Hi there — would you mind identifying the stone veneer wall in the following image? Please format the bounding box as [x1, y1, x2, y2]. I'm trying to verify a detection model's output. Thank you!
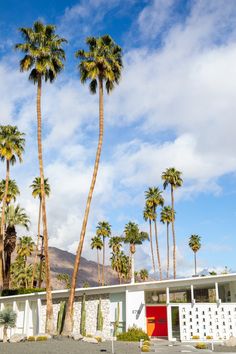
[40, 294, 110, 338]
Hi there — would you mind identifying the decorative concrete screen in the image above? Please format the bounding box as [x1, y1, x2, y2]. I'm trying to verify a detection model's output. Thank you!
[179, 303, 236, 341]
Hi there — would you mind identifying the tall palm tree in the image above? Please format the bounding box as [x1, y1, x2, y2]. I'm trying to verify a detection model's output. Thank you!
[3, 204, 30, 289]
[63, 35, 123, 336]
[123, 222, 148, 284]
[16, 21, 67, 334]
[160, 206, 175, 279]
[139, 269, 149, 282]
[188, 234, 201, 276]
[0, 125, 25, 288]
[96, 221, 111, 286]
[30, 177, 50, 288]
[145, 187, 164, 280]
[0, 179, 20, 205]
[143, 203, 156, 274]
[90, 235, 103, 285]
[17, 236, 34, 267]
[162, 168, 183, 279]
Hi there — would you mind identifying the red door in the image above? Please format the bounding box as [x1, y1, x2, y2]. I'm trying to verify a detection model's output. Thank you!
[146, 306, 168, 337]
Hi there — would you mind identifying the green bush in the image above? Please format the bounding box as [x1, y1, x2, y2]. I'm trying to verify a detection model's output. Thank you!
[27, 336, 36, 341]
[36, 336, 48, 341]
[195, 343, 208, 350]
[141, 345, 150, 352]
[117, 326, 149, 342]
[143, 340, 151, 346]
[1, 288, 45, 296]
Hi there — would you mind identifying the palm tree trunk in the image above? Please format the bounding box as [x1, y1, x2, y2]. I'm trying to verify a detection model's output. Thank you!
[102, 236, 105, 286]
[37, 77, 54, 334]
[62, 78, 104, 336]
[31, 197, 42, 288]
[1, 159, 10, 289]
[130, 249, 135, 284]
[149, 219, 156, 274]
[154, 218, 162, 280]
[97, 249, 100, 286]
[166, 222, 170, 279]
[194, 252, 197, 276]
[171, 185, 176, 279]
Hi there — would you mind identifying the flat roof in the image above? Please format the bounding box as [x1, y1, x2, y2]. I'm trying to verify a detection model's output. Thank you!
[1, 273, 236, 302]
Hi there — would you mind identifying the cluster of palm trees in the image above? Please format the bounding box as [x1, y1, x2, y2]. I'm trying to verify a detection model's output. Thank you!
[143, 168, 183, 281]
[0, 19, 123, 336]
[91, 221, 148, 285]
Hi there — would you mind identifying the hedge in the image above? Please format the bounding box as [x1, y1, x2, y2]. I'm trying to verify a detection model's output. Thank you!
[1, 288, 45, 296]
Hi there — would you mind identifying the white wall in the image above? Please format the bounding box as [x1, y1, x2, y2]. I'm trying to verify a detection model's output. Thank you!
[125, 290, 146, 332]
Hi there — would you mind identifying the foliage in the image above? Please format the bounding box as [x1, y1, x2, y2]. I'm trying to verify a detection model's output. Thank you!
[30, 177, 51, 199]
[162, 168, 183, 190]
[76, 35, 123, 94]
[1, 287, 45, 296]
[80, 293, 86, 336]
[0, 125, 25, 165]
[82, 281, 90, 288]
[141, 345, 150, 352]
[91, 235, 103, 251]
[117, 326, 149, 342]
[95, 336, 102, 342]
[188, 234, 201, 253]
[0, 179, 20, 204]
[97, 298, 103, 331]
[139, 269, 149, 281]
[124, 222, 148, 253]
[195, 343, 208, 349]
[4, 204, 30, 231]
[56, 273, 71, 289]
[57, 301, 66, 335]
[114, 302, 120, 337]
[36, 335, 48, 341]
[0, 308, 17, 327]
[27, 336, 36, 341]
[192, 335, 200, 339]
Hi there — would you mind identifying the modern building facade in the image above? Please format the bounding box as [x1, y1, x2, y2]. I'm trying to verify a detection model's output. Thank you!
[0, 273, 236, 341]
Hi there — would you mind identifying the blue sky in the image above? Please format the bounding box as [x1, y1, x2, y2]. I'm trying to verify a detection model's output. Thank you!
[1, 0, 236, 277]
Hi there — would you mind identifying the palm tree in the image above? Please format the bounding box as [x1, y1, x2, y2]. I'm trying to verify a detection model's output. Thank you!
[123, 222, 148, 284]
[10, 256, 33, 289]
[145, 187, 164, 280]
[17, 236, 34, 266]
[188, 234, 201, 276]
[56, 273, 71, 289]
[30, 177, 50, 288]
[16, 21, 67, 334]
[96, 221, 111, 286]
[62, 35, 122, 336]
[143, 203, 156, 274]
[109, 236, 123, 283]
[3, 204, 30, 289]
[160, 206, 175, 279]
[162, 168, 183, 279]
[119, 252, 130, 282]
[0, 308, 17, 343]
[0, 179, 20, 205]
[140, 269, 149, 282]
[0, 125, 25, 288]
[90, 235, 103, 285]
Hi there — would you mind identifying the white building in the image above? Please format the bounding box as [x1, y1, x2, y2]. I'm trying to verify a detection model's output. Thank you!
[1, 273, 236, 341]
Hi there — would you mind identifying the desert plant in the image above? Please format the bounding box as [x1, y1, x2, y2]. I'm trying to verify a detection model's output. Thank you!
[80, 293, 86, 336]
[206, 335, 213, 340]
[195, 343, 208, 349]
[117, 326, 149, 342]
[27, 336, 36, 341]
[114, 302, 120, 337]
[36, 335, 48, 341]
[0, 308, 17, 343]
[97, 298, 103, 331]
[192, 335, 200, 339]
[57, 301, 66, 335]
[141, 345, 150, 352]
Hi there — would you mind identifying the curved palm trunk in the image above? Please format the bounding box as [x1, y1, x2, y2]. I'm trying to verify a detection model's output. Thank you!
[62, 78, 104, 336]
[1, 159, 10, 289]
[102, 236, 105, 286]
[171, 185, 176, 279]
[149, 219, 155, 273]
[194, 251, 197, 276]
[37, 77, 54, 334]
[153, 218, 162, 280]
[31, 197, 42, 288]
[166, 222, 170, 279]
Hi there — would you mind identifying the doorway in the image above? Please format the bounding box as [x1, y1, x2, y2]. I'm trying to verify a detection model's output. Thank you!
[146, 306, 168, 337]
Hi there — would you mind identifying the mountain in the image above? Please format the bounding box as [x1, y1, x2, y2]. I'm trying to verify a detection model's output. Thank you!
[48, 247, 119, 289]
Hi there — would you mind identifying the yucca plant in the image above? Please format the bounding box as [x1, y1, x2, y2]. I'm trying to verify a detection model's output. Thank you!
[0, 308, 17, 343]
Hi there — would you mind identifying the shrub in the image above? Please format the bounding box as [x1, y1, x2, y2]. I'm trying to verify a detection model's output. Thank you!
[195, 343, 208, 350]
[141, 345, 150, 352]
[1, 288, 45, 297]
[95, 336, 102, 342]
[143, 340, 151, 346]
[86, 334, 93, 338]
[206, 335, 213, 340]
[28, 336, 36, 341]
[192, 335, 200, 340]
[117, 326, 149, 342]
[36, 336, 48, 341]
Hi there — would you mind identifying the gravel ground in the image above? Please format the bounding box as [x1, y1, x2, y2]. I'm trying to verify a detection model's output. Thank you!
[213, 346, 236, 352]
[0, 338, 140, 354]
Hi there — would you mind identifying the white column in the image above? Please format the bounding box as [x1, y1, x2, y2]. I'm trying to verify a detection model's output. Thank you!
[191, 285, 195, 304]
[166, 287, 170, 305]
[23, 300, 29, 335]
[215, 282, 221, 305]
[167, 305, 173, 341]
[125, 290, 129, 331]
[37, 298, 42, 334]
